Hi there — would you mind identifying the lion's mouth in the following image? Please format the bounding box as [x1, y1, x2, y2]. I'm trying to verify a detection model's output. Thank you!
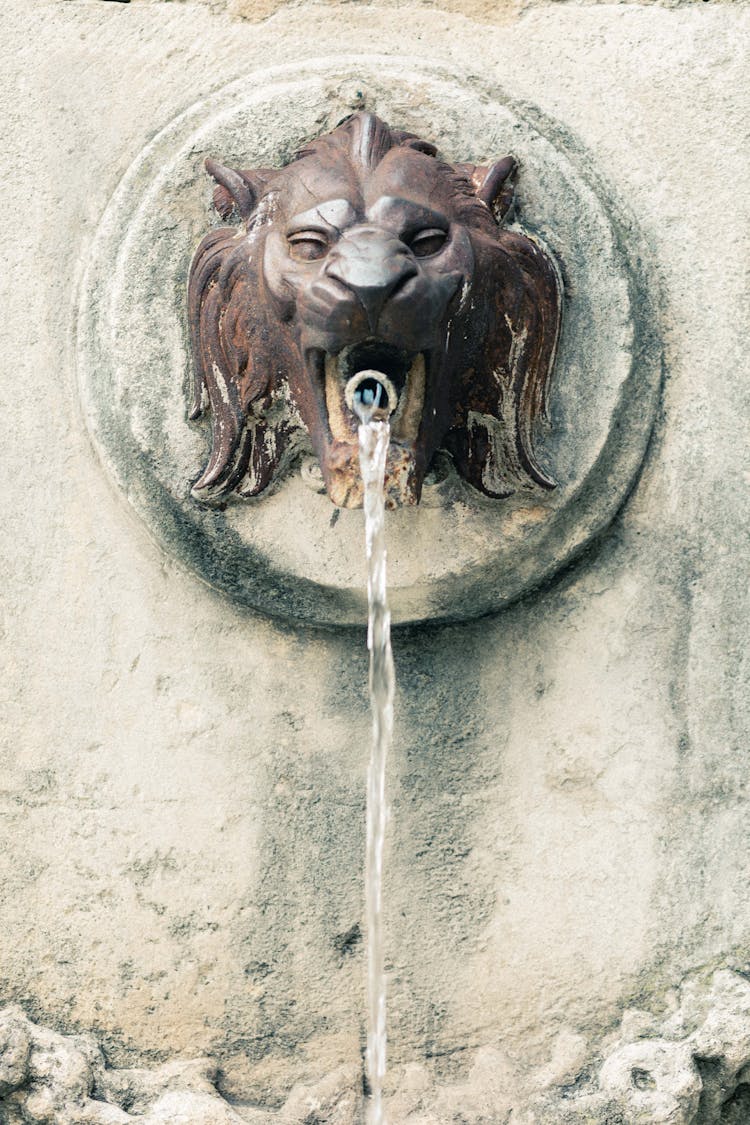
[300, 340, 429, 507]
[323, 341, 426, 445]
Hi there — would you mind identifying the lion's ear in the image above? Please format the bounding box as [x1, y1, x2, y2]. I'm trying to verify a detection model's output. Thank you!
[468, 156, 518, 222]
[205, 158, 265, 221]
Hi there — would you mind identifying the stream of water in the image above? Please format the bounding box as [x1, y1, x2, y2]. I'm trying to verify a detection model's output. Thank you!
[357, 410, 395, 1125]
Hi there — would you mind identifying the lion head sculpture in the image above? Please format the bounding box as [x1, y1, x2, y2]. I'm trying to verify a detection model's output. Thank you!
[187, 111, 562, 508]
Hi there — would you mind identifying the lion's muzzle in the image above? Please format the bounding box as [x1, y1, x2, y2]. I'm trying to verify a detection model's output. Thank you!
[323, 229, 418, 332]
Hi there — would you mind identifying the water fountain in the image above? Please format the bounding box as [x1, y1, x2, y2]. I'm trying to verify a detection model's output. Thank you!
[74, 70, 663, 1120]
[185, 110, 566, 1119]
[6, 2, 746, 1120]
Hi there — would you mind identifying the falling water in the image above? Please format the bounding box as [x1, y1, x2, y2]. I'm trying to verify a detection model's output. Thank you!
[355, 390, 395, 1125]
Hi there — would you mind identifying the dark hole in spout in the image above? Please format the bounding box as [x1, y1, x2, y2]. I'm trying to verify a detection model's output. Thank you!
[345, 369, 398, 420]
[355, 378, 385, 410]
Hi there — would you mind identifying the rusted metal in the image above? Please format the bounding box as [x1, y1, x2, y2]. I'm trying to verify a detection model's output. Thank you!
[187, 111, 562, 508]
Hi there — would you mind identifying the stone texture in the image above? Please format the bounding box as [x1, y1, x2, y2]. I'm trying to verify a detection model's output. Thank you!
[0, 0, 748, 1121]
[127, 0, 748, 23]
[0, 1005, 363, 1123]
[5, 969, 750, 1121]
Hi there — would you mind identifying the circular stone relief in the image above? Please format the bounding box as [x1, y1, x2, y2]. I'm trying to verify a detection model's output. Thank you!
[77, 58, 661, 627]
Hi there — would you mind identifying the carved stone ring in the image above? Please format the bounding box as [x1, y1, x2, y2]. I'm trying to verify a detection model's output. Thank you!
[77, 62, 661, 625]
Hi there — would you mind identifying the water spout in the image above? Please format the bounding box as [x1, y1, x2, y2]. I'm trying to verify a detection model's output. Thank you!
[355, 383, 395, 1125]
[346, 368, 398, 422]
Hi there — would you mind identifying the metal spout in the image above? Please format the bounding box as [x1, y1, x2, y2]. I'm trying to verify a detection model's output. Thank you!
[345, 369, 398, 424]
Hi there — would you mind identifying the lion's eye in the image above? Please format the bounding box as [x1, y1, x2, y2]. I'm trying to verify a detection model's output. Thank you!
[408, 228, 448, 258]
[287, 231, 329, 261]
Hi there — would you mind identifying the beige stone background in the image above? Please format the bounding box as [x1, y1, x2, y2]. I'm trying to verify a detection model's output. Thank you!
[1, 0, 749, 1122]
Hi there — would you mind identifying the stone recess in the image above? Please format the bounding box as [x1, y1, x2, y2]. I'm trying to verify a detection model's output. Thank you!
[1, 0, 749, 1122]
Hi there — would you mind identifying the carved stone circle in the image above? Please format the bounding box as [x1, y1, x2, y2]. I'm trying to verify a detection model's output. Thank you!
[77, 60, 661, 626]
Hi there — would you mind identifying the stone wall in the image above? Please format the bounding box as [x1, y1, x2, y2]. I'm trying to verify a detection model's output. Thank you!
[1, 0, 748, 1121]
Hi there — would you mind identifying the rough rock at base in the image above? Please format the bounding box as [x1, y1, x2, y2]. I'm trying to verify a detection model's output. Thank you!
[4, 969, 750, 1123]
[0, 1008, 360, 1125]
[0, 1005, 242, 1123]
[524, 969, 750, 1125]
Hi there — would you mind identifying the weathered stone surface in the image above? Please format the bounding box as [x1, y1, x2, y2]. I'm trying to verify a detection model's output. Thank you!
[0, 1013, 31, 1098]
[0, 0, 748, 1120]
[5, 970, 750, 1121]
[0, 1006, 244, 1122]
[0, 1005, 362, 1123]
[128, 0, 746, 23]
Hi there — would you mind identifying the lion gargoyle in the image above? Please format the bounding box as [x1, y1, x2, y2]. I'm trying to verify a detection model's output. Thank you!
[187, 111, 562, 509]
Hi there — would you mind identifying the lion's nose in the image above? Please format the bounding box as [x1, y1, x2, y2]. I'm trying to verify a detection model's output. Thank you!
[324, 231, 418, 330]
